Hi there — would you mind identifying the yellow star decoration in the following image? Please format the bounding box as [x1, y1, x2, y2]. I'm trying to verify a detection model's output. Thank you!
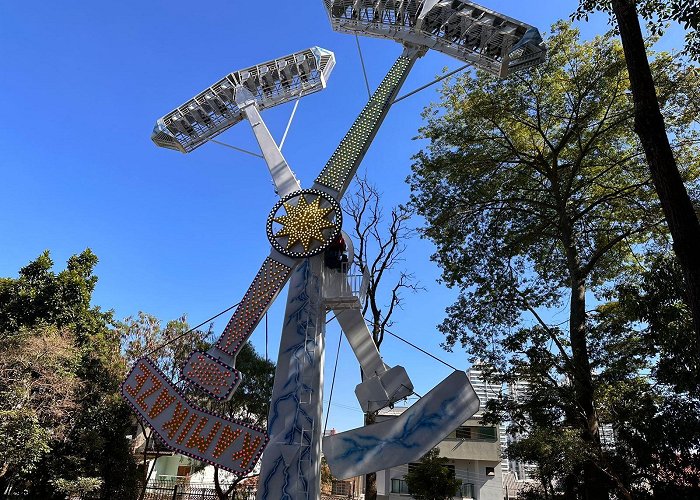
[273, 195, 336, 252]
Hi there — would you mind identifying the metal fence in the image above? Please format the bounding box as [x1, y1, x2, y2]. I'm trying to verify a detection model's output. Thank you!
[143, 480, 255, 500]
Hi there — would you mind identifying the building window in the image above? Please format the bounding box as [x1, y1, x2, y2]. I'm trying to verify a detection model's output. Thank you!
[461, 482, 475, 498]
[331, 480, 351, 495]
[454, 425, 497, 441]
[486, 466, 496, 477]
[477, 426, 497, 441]
[391, 478, 410, 494]
[176, 465, 191, 478]
[456, 426, 472, 439]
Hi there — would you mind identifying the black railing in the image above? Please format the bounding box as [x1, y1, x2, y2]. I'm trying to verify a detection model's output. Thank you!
[143, 481, 255, 500]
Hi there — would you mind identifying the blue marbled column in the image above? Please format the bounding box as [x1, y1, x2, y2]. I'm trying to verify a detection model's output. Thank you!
[257, 257, 326, 500]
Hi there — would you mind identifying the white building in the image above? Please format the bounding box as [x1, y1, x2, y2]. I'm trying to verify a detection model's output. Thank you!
[505, 379, 538, 482]
[467, 365, 509, 475]
[374, 407, 504, 500]
[466, 368, 542, 486]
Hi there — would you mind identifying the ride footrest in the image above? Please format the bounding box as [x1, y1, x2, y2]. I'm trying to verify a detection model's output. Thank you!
[323, 370, 480, 480]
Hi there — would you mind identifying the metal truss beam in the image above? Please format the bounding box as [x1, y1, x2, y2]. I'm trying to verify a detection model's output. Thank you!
[324, 0, 546, 77]
[152, 47, 336, 153]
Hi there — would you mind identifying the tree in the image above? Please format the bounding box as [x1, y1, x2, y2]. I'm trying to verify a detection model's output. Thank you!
[481, 248, 700, 499]
[121, 313, 274, 500]
[596, 249, 700, 497]
[120, 312, 213, 499]
[344, 174, 420, 352]
[0, 326, 81, 489]
[402, 448, 461, 500]
[577, 1, 700, 59]
[0, 250, 139, 499]
[320, 457, 334, 495]
[343, 173, 421, 500]
[576, 0, 700, 354]
[409, 23, 700, 499]
[208, 342, 274, 500]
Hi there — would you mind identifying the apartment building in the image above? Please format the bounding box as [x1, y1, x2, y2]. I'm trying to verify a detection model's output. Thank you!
[373, 407, 504, 500]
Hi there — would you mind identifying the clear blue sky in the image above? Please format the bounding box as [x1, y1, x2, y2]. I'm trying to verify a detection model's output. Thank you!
[0, 2, 686, 431]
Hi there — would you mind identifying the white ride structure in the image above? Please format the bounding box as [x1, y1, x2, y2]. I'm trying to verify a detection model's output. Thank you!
[121, 2, 546, 499]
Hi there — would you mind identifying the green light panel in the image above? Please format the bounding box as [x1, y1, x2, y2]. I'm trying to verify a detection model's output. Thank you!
[315, 55, 413, 194]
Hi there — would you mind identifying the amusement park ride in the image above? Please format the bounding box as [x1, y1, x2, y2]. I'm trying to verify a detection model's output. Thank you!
[121, 2, 546, 499]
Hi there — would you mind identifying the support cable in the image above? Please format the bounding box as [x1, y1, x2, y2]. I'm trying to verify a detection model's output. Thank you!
[355, 34, 372, 100]
[144, 300, 242, 357]
[324, 327, 345, 436]
[382, 329, 458, 370]
[392, 63, 471, 105]
[209, 138, 264, 159]
[265, 312, 269, 361]
[368, 321, 459, 371]
[279, 96, 301, 151]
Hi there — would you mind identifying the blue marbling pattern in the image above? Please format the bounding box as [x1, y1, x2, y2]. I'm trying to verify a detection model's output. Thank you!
[323, 370, 480, 480]
[257, 258, 325, 500]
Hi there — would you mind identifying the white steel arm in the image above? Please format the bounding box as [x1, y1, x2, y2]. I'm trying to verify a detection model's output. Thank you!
[237, 96, 301, 198]
[334, 308, 387, 377]
[333, 307, 414, 413]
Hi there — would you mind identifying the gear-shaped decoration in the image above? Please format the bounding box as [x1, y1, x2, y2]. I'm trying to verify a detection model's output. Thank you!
[266, 189, 342, 258]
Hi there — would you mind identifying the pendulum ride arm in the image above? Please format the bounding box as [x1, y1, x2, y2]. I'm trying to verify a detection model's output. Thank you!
[122, 119, 303, 476]
[313, 46, 424, 200]
[310, 48, 425, 413]
[181, 249, 298, 400]
[323, 370, 481, 480]
[236, 90, 301, 198]
[180, 90, 310, 401]
[334, 307, 414, 413]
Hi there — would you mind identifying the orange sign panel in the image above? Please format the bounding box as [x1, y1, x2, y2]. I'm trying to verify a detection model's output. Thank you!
[122, 358, 268, 475]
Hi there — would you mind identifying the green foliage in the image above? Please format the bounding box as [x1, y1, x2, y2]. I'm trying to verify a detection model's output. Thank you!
[0, 250, 104, 337]
[592, 250, 700, 495]
[575, 0, 700, 59]
[52, 477, 103, 497]
[120, 312, 213, 384]
[0, 251, 139, 499]
[409, 22, 700, 498]
[0, 325, 83, 490]
[612, 252, 699, 393]
[320, 457, 334, 495]
[0, 409, 50, 479]
[402, 449, 461, 500]
[410, 21, 696, 365]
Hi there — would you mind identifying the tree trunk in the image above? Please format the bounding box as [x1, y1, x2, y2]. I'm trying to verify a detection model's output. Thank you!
[137, 423, 154, 500]
[138, 446, 162, 500]
[569, 276, 610, 500]
[558, 200, 609, 498]
[0, 475, 9, 500]
[564, 473, 578, 500]
[214, 467, 239, 500]
[364, 412, 378, 500]
[612, 0, 700, 354]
